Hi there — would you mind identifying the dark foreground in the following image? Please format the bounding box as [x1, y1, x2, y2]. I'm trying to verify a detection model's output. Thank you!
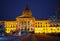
[0, 33, 60, 41]
[20, 34, 60, 41]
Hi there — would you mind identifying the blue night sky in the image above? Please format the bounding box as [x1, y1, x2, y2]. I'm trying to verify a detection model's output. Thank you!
[0, 0, 60, 20]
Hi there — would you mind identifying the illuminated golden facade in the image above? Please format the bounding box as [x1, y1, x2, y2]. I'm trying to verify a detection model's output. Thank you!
[34, 20, 60, 33]
[4, 21, 17, 33]
[0, 5, 60, 34]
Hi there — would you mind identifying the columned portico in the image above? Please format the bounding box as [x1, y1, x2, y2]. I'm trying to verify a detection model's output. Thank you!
[16, 4, 35, 34]
[17, 18, 34, 33]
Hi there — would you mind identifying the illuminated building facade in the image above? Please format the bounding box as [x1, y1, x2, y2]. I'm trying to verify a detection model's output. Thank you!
[34, 20, 60, 33]
[4, 21, 17, 33]
[0, 5, 60, 34]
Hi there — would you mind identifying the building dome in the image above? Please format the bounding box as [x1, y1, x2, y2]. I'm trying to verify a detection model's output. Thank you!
[16, 4, 34, 19]
[21, 4, 32, 17]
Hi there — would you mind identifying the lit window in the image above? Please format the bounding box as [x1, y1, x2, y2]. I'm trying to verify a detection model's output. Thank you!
[36, 25, 37, 27]
[43, 29, 45, 30]
[40, 23, 42, 24]
[46, 25, 47, 27]
[57, 28, 59, 30]
[11, 25, 12, 28]
[13, 25, 15, 27]
[50, 25, 52, 27]
[43, 26, 45, 27]
[51, 28, 52, 30]
[38, 22, 39, 24]
[46, 23, 47, 24]
[41, 25, 42, 27]
[35, 23, 37, 24]
[38, 25, 40, 27]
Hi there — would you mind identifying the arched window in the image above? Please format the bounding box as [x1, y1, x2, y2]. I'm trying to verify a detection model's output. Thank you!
[38, 25, 40, 27]
[41, 25, 42, 27]
[40, 23, 42, 24]
[46, 23, 47, 24]
[38, 22, 39, 24]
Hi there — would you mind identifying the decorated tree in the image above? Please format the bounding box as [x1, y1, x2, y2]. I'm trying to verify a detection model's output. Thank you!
[0, 22, 5, 37]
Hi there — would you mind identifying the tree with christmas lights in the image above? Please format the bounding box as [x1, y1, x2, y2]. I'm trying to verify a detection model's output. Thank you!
[0, 22, 5, 37]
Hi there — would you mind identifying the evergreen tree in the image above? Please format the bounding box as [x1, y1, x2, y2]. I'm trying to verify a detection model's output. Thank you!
[0, 22, 5, 37]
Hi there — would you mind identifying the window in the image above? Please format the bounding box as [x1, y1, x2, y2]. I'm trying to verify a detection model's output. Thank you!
[36, 25, 37, 27]
[24, 21, 26, 26]
[21, 21, 23, 25]
[38, 25, 40, 27]
[38, 22, 39, 24]
[40, 23, 42, 24]
[43, 26, 45, 27]
[46, 23, 47, 24]
[50, 25, 52, 27]
[41, 25, 42, 27]
[11, 25, 12, 28]
[13, 25, 15, 28]
[43, 29, 45, 30]
[46, 25, 47, 27]
[51, 28, 52, 30]
[57, 28, 59, 30]
[35, 23, 37, 24]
